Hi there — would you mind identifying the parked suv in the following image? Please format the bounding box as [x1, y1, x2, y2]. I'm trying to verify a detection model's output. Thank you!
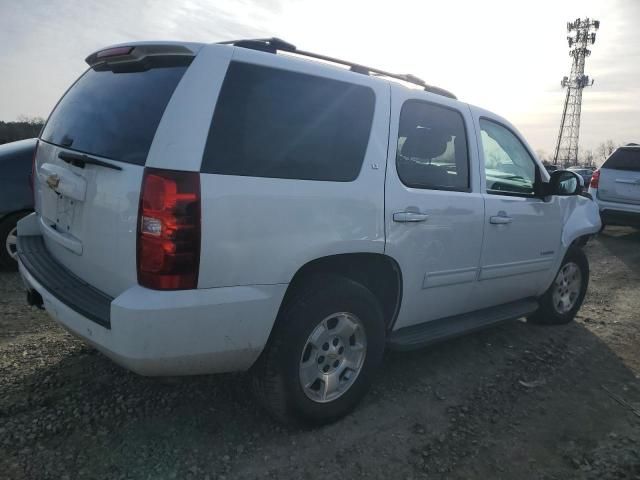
[17, 39, 601, 424]
[589, 144, 640, 228]
[0, 138, 36, 270]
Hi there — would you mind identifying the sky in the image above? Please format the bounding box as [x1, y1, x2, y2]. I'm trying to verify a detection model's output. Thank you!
[1, 0, 638, 158]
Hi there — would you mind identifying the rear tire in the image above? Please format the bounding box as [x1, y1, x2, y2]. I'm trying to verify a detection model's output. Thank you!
[251, 274, 385, 425]
[528, 247, 589, 325]
[0, 212, 28, 271]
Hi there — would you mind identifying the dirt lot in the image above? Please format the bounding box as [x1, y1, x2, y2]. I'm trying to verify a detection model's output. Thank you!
[1, 228, 639, 480]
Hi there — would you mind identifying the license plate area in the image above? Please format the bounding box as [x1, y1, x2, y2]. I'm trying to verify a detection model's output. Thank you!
[618, 183, 640, 198]
[55, 195, 76, 233]
[41, 190, 77, 234]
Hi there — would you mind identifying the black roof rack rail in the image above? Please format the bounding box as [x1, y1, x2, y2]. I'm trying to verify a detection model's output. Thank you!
[217, 38, 457, 100]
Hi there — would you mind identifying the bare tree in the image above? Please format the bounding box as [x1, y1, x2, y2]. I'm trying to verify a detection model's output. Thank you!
[596, 140, 617, 161]
[580, 149, 595, 167]
[0, 116, 45, 144]
[16, 114, 45, 125]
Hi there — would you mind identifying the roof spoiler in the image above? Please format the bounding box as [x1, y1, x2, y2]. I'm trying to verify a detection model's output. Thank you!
[85, 43, 197, 68]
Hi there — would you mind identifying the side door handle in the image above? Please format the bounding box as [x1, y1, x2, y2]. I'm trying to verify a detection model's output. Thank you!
[489, 215, 513, 225]
[393, 211, 430, 223]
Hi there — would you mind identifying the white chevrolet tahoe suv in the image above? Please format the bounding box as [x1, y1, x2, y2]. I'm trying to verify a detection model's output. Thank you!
[18, 38, 601, 424]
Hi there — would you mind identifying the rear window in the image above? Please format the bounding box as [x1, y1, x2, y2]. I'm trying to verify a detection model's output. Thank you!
[201, 62, 375, 181]
[41, 62, 189, 165]
[603, 148, 640, 172]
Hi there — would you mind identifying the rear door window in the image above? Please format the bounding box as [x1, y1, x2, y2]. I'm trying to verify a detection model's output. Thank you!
[201, 62, 375, 181]
[396, 100, 470, 191]
[41, 61, 189, 165]
[603, 148, 640, 171]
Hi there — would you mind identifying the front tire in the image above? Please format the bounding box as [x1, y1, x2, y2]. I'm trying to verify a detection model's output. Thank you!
[528, 246, 589, 325]
[251, 274, 385, 425]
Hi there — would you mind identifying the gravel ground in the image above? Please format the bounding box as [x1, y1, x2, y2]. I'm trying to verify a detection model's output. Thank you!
[1, 227, 639, 480]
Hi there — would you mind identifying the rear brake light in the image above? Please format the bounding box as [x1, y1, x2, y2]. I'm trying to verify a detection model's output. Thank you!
[590, 169, 600, 189]
[96, 46, 133, 59]
[137, 168, 200, 290]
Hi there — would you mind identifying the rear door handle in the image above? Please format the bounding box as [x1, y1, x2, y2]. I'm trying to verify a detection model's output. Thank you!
[490, 215, 513, 225]
[393, 212, 429, 223]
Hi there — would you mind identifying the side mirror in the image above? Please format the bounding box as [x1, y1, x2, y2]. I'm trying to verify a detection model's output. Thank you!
[548, 170, 583, 196]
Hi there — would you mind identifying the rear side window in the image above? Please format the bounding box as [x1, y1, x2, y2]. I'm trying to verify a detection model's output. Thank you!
[603, 148, 640, 171]
[41, 62, 189, 165]
[201, 62, 375, 181]
[396, 100, 469, 191]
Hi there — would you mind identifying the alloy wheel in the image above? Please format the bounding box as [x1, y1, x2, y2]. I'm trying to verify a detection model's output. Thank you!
[299, 312, 367, 403]
[552, 262, 582, 314]
[5, 226, 18, 260]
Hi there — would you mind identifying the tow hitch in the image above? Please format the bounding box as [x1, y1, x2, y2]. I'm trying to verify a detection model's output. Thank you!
[26, 289, 44, 310]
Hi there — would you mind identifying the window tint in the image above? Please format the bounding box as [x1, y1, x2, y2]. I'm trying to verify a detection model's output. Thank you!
[480, 119, 537, 195]
[201, 62, 375, 181]
[603, 148, 640, 172]
[41, 63, 189, 165]
[396, 101, 469, 191]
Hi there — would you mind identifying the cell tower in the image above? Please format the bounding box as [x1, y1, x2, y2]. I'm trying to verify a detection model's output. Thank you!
[553, 17, 600, 167]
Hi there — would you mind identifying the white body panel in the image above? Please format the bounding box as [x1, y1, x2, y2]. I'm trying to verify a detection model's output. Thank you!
[34, 140, 143, 298]
[19, 253, 286, 376]
[589, 193, 640, 217]
[595, 167, 640, 206]
[469, 106, 563, 307]
[197, 46, 390, 288]
[19, 40, 602, 376]
[145, 45, 233, 173]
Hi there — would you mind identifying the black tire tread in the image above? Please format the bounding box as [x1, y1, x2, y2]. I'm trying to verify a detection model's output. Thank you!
[0, 212, 28, 271]
[528, 246, 589, 325]
[251, 273, 384, 425]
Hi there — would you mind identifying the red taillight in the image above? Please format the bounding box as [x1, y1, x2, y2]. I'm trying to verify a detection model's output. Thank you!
[590, 169, 600, 189]
[137, 168, 201, 290]
[30, 140, 39, 200]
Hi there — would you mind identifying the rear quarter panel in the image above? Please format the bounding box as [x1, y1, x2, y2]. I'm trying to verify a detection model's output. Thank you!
[195, 47, 390, 287]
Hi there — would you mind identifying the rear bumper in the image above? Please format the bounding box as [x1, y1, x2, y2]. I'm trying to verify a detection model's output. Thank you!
[600, 209, 640, 227]
[18, 235, 286, 376]
[590, 192, 640, 227]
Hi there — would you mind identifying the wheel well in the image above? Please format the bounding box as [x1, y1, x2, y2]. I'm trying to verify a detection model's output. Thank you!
[280, 253, 402, 331]
[570, 235, 591, 248]
[0, 209, 33, 226]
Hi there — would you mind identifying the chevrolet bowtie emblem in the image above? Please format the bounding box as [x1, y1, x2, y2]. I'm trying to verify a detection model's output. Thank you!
[46, 173, 60, 190]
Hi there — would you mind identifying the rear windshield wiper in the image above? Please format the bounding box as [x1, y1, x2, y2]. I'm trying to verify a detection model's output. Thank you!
[58, 151, 122, 171]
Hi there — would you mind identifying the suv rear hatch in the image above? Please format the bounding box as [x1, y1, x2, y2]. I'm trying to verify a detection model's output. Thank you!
[597, 147, 640, 205]
[33, 44, 195, 298]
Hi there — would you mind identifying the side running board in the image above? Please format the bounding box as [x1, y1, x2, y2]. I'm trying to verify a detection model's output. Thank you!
[387, 298, 539, 351]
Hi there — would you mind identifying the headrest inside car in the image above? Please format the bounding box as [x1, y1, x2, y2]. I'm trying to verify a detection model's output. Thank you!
[401, 127, 450, 159]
